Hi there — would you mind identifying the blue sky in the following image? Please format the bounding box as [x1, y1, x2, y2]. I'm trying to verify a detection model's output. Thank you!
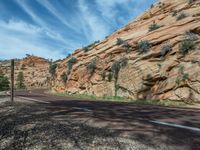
[0, 0, 157, 60]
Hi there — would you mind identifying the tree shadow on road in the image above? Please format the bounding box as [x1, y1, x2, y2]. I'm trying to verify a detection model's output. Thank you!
[0, 100, 200, 150]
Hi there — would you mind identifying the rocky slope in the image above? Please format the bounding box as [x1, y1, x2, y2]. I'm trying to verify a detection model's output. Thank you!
[0, 55, 50, 89]
[51, 0, 200, 102]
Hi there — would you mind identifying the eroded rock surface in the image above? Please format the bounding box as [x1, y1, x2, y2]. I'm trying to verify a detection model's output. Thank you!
[51, 0, 200, 102]
[0, 55, 50, 89]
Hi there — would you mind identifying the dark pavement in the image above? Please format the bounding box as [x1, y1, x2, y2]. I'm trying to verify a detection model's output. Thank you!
[14, 90, 200, 150]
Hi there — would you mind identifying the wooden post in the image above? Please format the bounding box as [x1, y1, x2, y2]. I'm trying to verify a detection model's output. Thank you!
[11, 59, 14, 102]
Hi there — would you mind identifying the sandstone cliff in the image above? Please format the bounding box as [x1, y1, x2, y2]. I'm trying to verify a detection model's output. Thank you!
[51, 0, 200, 102]
[0, 55, 50, 89]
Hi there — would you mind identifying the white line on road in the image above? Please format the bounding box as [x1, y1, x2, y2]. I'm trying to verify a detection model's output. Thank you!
[18, 96, 50, 104]
[150, 120, 200, 132]
[73, 107, 92, 112]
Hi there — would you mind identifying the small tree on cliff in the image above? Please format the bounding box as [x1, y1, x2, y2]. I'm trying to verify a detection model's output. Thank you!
[16, 72, 26, 89]
[0, 74, 10, 91]
[49, 63, 57, 76]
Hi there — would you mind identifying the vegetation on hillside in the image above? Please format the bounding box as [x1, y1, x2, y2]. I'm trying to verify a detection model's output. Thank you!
[0, 74, 10, 91]
[61, 72, 68, 83]
[148, 23, 161, 32]
[87, 59, 96, 76]
[137, 40, 151, 54]
[68, 57, 77, 72]
[16, 72, 26, 89]
[49, 63, 57, 76]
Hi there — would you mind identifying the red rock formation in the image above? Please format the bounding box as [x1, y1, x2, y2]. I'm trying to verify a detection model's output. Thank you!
[52, 0, 200, 102]
[0, 55, 50, 89]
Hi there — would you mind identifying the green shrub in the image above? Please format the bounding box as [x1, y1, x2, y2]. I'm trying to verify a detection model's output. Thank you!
[120, 58, 128, 68]
[21, 64, 26, 70]
[148, 23, 161, 32]
[87, 59, 96, 75]
[122, 42, 131, 53]
[137, 40, 151, 54]
[160, 44, 172, 57]
[116, 38, 125, 45]
[111, 61, 121, 80]
[179, 39, 195, 55]
[83, 47, 89, 52]
[83, 41, 100, 52]
[172, 10, 177, 16]
[0, 75, 10, 91]
[183, 73, 189, 80]
[49, 63, 57, 75]
[176, 13, 187, 21]
[185, 31, 198, 41]
[16, 72, 25, 89]
[108, 72, 113, 82]
[175, 77, 180, 85]
[68, 57, 77, 71]
[61, 72, 68, 83]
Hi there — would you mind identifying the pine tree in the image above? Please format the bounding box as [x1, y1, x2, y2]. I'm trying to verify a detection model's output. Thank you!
[16, 72, 25, 89]
[0, 74, 10, 91]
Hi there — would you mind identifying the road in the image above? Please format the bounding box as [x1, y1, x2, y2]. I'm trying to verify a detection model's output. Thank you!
[15, 90, 200, 149]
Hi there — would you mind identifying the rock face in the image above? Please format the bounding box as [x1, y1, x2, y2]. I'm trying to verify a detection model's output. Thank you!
[51, 0, 200, 102]
[0, 55, 50, 89]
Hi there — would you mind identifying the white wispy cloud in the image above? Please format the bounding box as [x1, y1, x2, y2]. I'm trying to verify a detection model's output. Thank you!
[14, 0, 77, 49]
[0, 0, 156, 60]
[35, 0, 81, 33]
[0, 20, 66, 60]
[78, 0, 109, 42]
[0, 20, 42, 35]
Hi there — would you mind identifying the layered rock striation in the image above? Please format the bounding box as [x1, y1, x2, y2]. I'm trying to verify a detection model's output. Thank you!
[51, 0, 200, 102]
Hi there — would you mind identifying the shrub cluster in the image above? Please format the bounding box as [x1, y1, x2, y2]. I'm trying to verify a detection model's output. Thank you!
[83, 40, 100, 52]
[61, 72, 68, 83]
[116, 38, 131, 53]
[160, 43, 172, 58]
[68, 57, 77, 71]
[185, 31, 198, 41]
[137, 40, 151, 54]
[148, 23, 161, 32]
[111, 57, 128, 80]
[179, 40, 195, 55]
[87, 59, 96, 75]
[172, 10, 177, 16]
[111, 61, 121, 80]
[108, 72, 113, 82]
[21, 64, 26, 70]
[176, 13, 187, 21]
[49, 63, 57, 75]
[16, 72, 26, 89]
[116, 38, 125, 45]
[179, 31, 198, 55]
[0, 74, 10, 91]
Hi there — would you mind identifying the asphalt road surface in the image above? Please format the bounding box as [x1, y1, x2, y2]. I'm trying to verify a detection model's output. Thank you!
[14, 90, 200, 149]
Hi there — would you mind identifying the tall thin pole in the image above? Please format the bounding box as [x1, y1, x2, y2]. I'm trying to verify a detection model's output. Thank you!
[11, 59, 14, 102]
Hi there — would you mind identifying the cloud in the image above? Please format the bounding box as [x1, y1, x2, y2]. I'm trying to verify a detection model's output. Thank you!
[0, 19, 42, 35]
[78, 0, 109, 42]
[0, 20, 66, 60]
[14, 0, 76, 48]
[95, 0, 130, 19]
[0, 0, 157, 60]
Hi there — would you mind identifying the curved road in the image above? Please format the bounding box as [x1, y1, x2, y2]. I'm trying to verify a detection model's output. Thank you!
[15, 90, 200, 150]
